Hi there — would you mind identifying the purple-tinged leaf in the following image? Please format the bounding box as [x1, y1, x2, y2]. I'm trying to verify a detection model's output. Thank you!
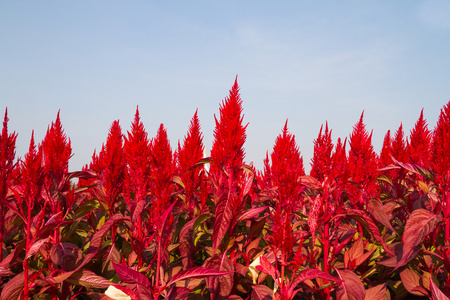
[367, 198, 397, 234]
[166, 286, 191, 300]
[364, 283, 390, 300]
[236, 206, 268, 223]
[430, 278, 449, 300]
[49, 242, 82, 271]
[0, 266, 14, 277]
[157, 200, 178, 239]
[179, 217, 197, 269]
[337, 209, 395, 257]
[255, 255, 279, 279]
[204, 254, 234, 299]
[240, 165, 255, 196]
[395, 209, 442, 270]
[112, 261, 151, 289]
[335, 269, 366, 300]
[251, 285, 274, 300]
[131, 199, 145, 224]
[166, 266, 233, 286]
[0, 272, 24, 300]
[76, 214, 131, 271]
[212, 188, 235, 253]
[66, 269, 114, 289]
[26, 238, 48, 259]
[291, 269, 341, 292]
[400, 269, 429, 297]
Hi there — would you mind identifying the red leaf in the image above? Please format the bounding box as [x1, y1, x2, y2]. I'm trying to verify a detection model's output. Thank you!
[236, 206, 268, 223]
[255, 255, 278, 279]
[166, 286, 191, 300]
[400, 269, 429, 297]
[204, 254, 234, 299]
[66, 269, 114, 289]
[251, 285, 274, 300]
[364, 283, 389, 300]
[112, 261, 151, 289]
[367, 198, 397, 234]
[395, 209, 442, 270]
[430, 278, 449, 300]
[212, 188, 236, 252]
[335, 269, 366, 300]
[291, 269, 342, 290]
[166, 266, 233, 286]
[0, 272, 25, 300]
[76, 214, 131, 271]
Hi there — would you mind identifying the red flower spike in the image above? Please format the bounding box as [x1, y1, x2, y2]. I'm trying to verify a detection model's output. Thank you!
[391, 123, 407, 163]
[264, 120, 304, 211]
[380, 130, 392, 166]
[100, 120, 126, 215]
[124, 107, 152, 206]
[431, 101, 450, 178]
[176, 110, 206, 217]
[41, 110, 72, 184]
[0, 108, 18, 247]
[330, 137, 348, 184]
[210, 77, 248, 176]
[150, 123, 175, 220]
[408, 109, 431, 167]
[310, 122, 333, 180]
[347, 112, 379, 204]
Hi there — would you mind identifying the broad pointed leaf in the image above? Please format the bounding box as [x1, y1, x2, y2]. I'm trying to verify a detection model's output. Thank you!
[236, 206, 268, 223]
[0, 272, 24, 300]
[336, 269, 366, 300]
[166, 266, 233, 286]
[66, 269, 114, 289]
[112, 261, 151, 289]
[430, 278, 449, 300]
[400, 269, 428, 297]
[251, 285, 274, 300]
[364, 283, 390, 300]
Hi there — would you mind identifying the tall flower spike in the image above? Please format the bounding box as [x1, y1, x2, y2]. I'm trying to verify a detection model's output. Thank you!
[210, 77, 247, 176]
[348, 112, 379, 204]
[380, 130, 392, 166]
[310, 122, 333, 180]
[408, 109, 431, 167]
[264, 120, 304, 210]
[330, 137, 347, 183]
[432, 101, 450, 178]
[124, 106, 151, 205]
[41, 110, 72, 183]
[176, 110, 206, 216]
[0, 108, 18, 248]
[101, 120, 126, 216]
[391, 123, 407, 163]
[150, 124, 175, 219]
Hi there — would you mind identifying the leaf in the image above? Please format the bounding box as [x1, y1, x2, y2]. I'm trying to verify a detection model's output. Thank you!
[0, 272, 24, 300]
[291, 269, 342, 291]
[251, 285, 274, 300]
[400, 269, 428, 297]
[430, 278, 449, 300]
[0, 266, 14, 277]
[26, 238, 48, 258]
[66, 269, 114, 289]
[204, 253, 235, 299]
[344, 237, 375, 269]
[104, 285, 136, 300]
[338, 209, 395, 257]
[255, 255, 278, 279]
[236, 206, 268, 223]
[367, 198, 397, 234]
[49, 242, 82, 271]
[395, 209, 442, 270]
[166, 286, 191, 300]
[76, 214, 131, 271]
[166, 266, 233, 286]
[240, 165, 255, 196]
[365, 283, 390, 300]
[112, 261, 152, 289]
[212, 188, 236, 253]
[335, 269, 366, 300]
[391, 157, 435, 181]
[179, 217, 197, 269]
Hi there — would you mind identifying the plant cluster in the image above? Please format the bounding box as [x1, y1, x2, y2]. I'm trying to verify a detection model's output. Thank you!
[1, 78, 450, 299]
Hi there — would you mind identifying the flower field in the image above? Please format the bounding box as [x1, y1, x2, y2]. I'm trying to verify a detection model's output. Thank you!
[1, 78, 450, 299]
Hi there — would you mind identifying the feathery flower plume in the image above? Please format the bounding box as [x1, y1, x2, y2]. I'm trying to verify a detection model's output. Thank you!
[310, 122, 333, 181]
[380, 130, 392, 166]
[408, 109, 431, 167]
[391, 123, 407, 163]
[431, 101, 450, 178]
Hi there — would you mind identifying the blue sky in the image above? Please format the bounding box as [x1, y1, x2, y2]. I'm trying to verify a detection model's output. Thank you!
[1, 1, 450, 172]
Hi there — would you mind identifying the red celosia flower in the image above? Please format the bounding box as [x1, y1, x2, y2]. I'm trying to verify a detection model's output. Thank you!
[264, 121, 304, 211]
[176, 110, 207, 217]
[41, 111, 72, 184]
[347, 112, 379, 204]
[150, 124, 175, 220]
[408, 109, 431, 167]
[123, 107, 151, 206]
[99, 120, 126, 215]
[330, 137, 348, 184]
[210, 77, 247, 176]
[0, 108, 18, 246]
[391, 123, 407, 163]
[380, 130, 392, 166]
[310, 122, 333, 181]
[432, 101, 450, 178]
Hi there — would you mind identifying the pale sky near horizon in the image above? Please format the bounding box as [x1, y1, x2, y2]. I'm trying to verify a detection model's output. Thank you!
[1, 1, 450, 173]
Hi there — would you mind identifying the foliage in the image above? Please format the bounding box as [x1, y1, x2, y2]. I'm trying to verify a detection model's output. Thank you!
[1, 81, 450, 299]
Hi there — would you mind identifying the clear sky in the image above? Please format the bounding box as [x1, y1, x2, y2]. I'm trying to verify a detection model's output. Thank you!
[1, 1, 450, 172]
